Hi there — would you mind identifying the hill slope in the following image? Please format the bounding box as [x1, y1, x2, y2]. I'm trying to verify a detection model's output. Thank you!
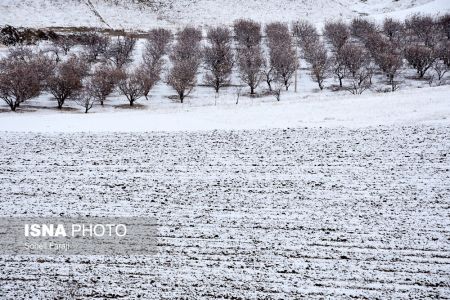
[0, 0, 448, 30]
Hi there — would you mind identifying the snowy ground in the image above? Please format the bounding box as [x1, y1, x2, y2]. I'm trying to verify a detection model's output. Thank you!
[0, 85, 449, 132]
[0, 0, 449, 30]
[0, 125, 449, 299]
[1, 62, 449, 300]
[0, 72, 449, 299]
[1, 1, 450, 298]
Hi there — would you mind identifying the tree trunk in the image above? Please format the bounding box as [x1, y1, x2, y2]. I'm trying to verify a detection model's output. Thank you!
[179, 92, 184, 103]
[215, 79, 220, 93]
[389, 74, 394, 85]
[250, 86, 255, 95]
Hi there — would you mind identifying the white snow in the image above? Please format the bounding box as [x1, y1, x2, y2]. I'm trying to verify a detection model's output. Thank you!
[0, 124, 449, 299]
[0, 85, 449, 132]
[0, 0, 449, 30]
[1, 1, 450, 299]
[370, 0, 450, 21]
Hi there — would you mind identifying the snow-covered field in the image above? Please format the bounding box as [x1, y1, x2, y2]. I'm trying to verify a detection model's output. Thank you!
[0, 124, 449, 299]
[0, 0, 449, 30]
[0, 85, 449, 132]
[1, 0, 450, 299]
[1, 34, 450, 299]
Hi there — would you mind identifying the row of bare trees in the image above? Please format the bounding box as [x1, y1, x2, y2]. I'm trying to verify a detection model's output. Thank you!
[0, 30, 170, 112]
[1, 13, 449, 111]
[292, 13, 449, 93]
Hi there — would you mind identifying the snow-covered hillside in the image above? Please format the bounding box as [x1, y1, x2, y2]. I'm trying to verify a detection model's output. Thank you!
[0, 0, 449, 30]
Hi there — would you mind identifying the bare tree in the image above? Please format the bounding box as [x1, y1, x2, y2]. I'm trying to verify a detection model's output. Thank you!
[347, 67, 372, 94]
[237, 46, 264, 95]
[364, 32, 404, 89]
[46, 55, 89, 109]
[86, 64, 123, 106]
[405, 14, 441, 47]
[335, 43, 373, 94]
[292, 20, 320, 50]
[266, 22, 291, 46]
[271, 46, 298, 90]
[364, 32, 391, 60]
[350, 18, 377, 41]
[139, 29, 172, 99]
[118, 69, 146, 106]
[0, 48, 53, 111]
[167, 27, 202, 103]
[330, 50, 347, 88]
[6, 47, 55, 87]
[53, 35, 76, 55]
[31, 52, 56, 89]
[405, 44, 435, 78]
[367, 61, 377, 85]
[234, 19, 262, 49]
[378, 52, 403, 91]
[262, 59, 275, 91]
[136, 63, 161, 100]
[340, 43, 368, 77]
[0, 56, 41, 111]
[436, 41, 450, 65]
[203, 26, 234, 93]
[83, 32, 111, 62]
[265, 22, 298, 91]
[439, 13, 450, 40]
[432, 42, 449, 82]
[383, 18, 404, 42]
[263, 23, 283, 91]
[432, 60, 448, 83]
[167, 60, 199, 103]
[143, 28, 173, 65]
[323, 21, 350, 51]
[45, 44, 63, 62]
[180, 26, 202, 40]
[75, 90, 96, 113]
[305, 41, 329, 90]
[271, 79, 284, 101]
[106, 35, 137, 68]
